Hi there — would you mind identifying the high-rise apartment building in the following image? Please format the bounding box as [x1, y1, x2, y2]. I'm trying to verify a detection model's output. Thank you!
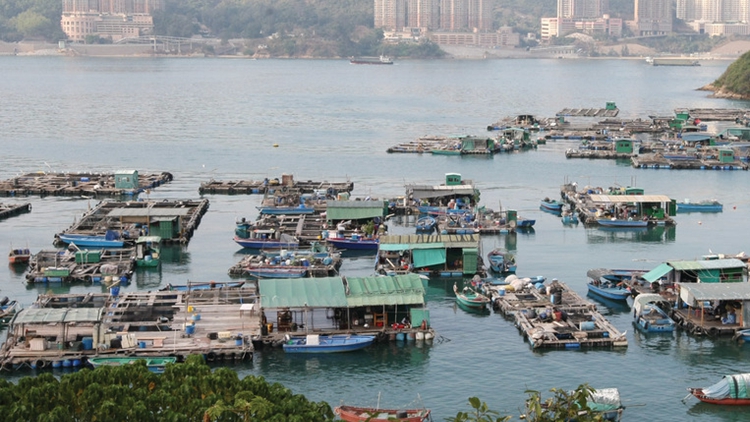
[557, 0, 605, 19]
[677, 0, 750, 23]
[375, 0, 493, 32]
[61, 0, 164, 41]
[634, 0, 672, 35]
[407, 0, 440, 29]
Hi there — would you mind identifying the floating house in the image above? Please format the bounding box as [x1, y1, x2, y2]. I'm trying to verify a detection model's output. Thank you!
[672, 282, 750, 336]
[257, 274, 431, 341]
[580, 193, 676, 225]
[376, 234, 482, 277]
[406, 173, 480, 213]
[642, 258, 748, 285]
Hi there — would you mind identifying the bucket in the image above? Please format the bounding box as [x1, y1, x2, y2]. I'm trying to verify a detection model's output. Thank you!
[498, 288, 506, 296]
[82, 337, 94, 350]
[192, 313, 201, 321]
[187, 305, 194, 313]
[138, 341, 147, 349]
[580, 321, 596, 331]
[110, 286, 120, 297]
[185, 324, 195, 335]
[549, 294, 555, 304]
[235, 337, 243, 346]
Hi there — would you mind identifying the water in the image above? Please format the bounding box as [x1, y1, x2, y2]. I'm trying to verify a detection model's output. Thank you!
[1, 56, 750, 420]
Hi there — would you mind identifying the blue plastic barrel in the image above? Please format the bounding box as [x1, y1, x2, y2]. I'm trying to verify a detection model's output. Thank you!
[82, 337, 94, 350]
[185, 324, 196, 335]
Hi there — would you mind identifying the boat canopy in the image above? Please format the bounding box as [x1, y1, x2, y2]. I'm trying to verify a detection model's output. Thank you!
[642, 263, 673, 283]
[633, 293, 669, 315]
[325, 200, 386, 221]
[669, 258, 745, 271]
[588, 388, 622, 412]
[136, 236, 162, 244]
[701, 374, 750, 400]
[258, 274, 426, 309]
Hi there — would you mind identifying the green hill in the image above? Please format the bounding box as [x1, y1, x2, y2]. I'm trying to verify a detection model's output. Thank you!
[702, 51, 750, 99]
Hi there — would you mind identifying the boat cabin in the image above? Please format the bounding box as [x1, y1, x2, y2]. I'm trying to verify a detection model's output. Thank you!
[643, 258, 748, 286]
[588, 194, 676, 222]
[406, 173, 480, 209]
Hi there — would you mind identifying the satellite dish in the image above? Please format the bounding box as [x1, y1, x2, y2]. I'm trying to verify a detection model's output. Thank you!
[509, 220, 517, 228]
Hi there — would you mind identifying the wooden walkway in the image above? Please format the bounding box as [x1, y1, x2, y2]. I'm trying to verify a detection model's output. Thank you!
[0, 202, 31, 221]
[199, 176, 353, 195]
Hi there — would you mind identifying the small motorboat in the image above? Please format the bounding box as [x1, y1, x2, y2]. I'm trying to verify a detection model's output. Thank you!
[587, 279, 631, 301]
[540, 197, 564, 213]
[326, 235, 379, 251]
[88, 356, 177, 373]
[57, 230, 125, 248]
[676, 199, 723, 213]
[633, 293, 675, 333]
[415, 216, 436, 233]
[8, 247, 31, 264]
[453, 283, 490, 310]
[686, 373, 750, 405]
[334, 405, 431, 422]
[282, 334, 375, 353]
[487, 248, 517, 274]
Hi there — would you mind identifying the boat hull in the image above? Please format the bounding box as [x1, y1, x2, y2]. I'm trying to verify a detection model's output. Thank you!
[587, 283, 631, 301]
[327, 238, 378, 250]
[335, 406, 431, 422]
[245, 267, 307, 278]
[58, 234, 124, 248]
[283, 335, 375, 353]
[688, 388, 750, 405]
[676, 203, 723, 213]
[234, 236, 299, 249]
[596, 219, 649, 228]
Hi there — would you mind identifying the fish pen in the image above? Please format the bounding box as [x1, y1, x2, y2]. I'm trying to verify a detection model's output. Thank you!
[25, 248, 135, 284]
[0, 287, 258, 371]
[0, 202, 32, 220]
[0, 171, 173, 197]
[491, 281, 627, 349]
[55, 199, 210, 245]
[199, 174, 353, 195]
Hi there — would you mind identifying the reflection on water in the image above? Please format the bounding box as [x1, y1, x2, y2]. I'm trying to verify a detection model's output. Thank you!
[586, 291, 632, 315]
[586, 225, 676, 244]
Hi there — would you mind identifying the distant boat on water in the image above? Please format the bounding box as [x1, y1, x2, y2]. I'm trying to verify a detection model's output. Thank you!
[350, 55, 393, 65]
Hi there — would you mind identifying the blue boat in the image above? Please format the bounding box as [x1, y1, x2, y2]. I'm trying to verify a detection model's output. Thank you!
[633, 293, 675, 333]
[540, 198, 564, 213]
[676, 199, 723, 213]
[245, 266, 307, 278]
[516, 218, 536, 228]
[487, 248, 517, 274]
[57, 230, 125, 248]
[596, 218, 649, 228]
[326, 235, 379, 251]
[587, 279, 631, 301]
[160, 281, 245, 291]
[561, 212, 579, 225]
[282, 334, 375, 353]
[415, 216, 436, 233]
[257, 206, 316, 215]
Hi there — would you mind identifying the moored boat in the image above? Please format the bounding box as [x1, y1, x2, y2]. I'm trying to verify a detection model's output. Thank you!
[88, 356, 176, 373]
[453, 283, 490, 310]
[160, 281, 245, 291]
[686, 373, 750, 405]
[57, 230, 125, 248]
[334, 405, 432, 422]
[487, 248, 517, 274]
[0, 297, 20, 322]
[234, 230, 299, 249]
[633, 293, 675, 333]
[540, 197, 564, 213]
[245, 265, 308, 279]
[415, 216, 436, 233]
[282, 334, 375, 353]
[596, 218, 649, 228]
[587, 279, 631, 301]
[8, 247, 31, 264]
[676, 199, 723, 213]
[326, 235, 379, 251]
[350, 55, 393, 65]
[135, 236, 161, 267]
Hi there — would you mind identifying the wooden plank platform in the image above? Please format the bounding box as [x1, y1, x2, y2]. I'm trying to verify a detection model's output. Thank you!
[0, 171, 173, 197]
[199, 175, 353, 195]
[25, 248, 135, 284]
[0, 202, 31, 221]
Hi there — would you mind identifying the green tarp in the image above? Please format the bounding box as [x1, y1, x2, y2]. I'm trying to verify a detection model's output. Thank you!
[413, 248, 446, 268]
[345, 274, 426, 306]
[643, 263, 673, 283]
[326, 201, 386, 221]
[259, 277, 349, 308]
[462, 248, 478, 274]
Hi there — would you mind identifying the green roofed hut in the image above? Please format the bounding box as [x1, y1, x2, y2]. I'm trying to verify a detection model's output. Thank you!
[376, 234, 482, 277]
[672, 282, 750, 337]
[257, 274, 432, 342]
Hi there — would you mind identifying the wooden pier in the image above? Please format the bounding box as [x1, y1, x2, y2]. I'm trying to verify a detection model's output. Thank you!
[227, 250, 342, 278]
[632, 154, 748, 170]
[0, 288, 258, 370]
[26, 248, 136, 284]
[0, 202, 31, 221]
[0, 171, 173, 197]
[55, 199, 210, 245]
[489, 281, 628, 350]
[199, 174, 354, 195]
[674, 108, 749, 121]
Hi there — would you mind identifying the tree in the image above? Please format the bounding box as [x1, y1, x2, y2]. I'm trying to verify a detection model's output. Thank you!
[446, 397, 511, 422]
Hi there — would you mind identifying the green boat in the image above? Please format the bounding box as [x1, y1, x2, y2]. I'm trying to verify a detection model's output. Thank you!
[135, 236, 162, 267]
[88, 356, 176, 373]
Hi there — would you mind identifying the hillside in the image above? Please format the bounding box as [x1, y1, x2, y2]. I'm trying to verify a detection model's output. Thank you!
[701, 50, 750, 99]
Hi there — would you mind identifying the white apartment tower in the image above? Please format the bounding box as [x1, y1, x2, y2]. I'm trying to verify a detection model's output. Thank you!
[376, 0, 493, 32]
[557, 0, 604, 19]
[634, 0, 672, 35]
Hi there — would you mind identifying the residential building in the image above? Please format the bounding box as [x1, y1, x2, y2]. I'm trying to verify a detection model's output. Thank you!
[634, 0, 672, 35]
[61, 0, 163, 42]
[558, 0, 606, 19]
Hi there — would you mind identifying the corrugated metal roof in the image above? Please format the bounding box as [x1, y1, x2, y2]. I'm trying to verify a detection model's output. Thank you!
[258, 277, 348, 308]
[588, 194, 673, 204]
[107, 208, 191, 217]
[643, 263, 672, 283]
[379, 234, 479, 249]
[406, 184, 477, 199]
[12, 307, 102, 324]
[679, 282, 750, 302]
[346, 274, 425, 307]
[326, 200, 386, 221]
[668, 259, 746, 271]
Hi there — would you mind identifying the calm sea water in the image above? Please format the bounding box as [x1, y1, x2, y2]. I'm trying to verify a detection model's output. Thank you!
[2, 56, 750, 420]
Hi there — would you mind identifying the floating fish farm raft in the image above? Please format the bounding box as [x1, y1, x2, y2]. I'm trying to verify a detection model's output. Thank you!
[198, 174, 353, 195]
[0, 287, 258, 371]
[0, 202, 31, 221]
[487, 281, 627, 350]
[55, 199, 210, 245]
[25, 248, 135, 285]
[0, 171, 173, 197]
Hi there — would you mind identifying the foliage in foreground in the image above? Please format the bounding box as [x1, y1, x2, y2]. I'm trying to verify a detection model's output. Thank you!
[447, 384, 606, 422]
[0, 355, 334, 421]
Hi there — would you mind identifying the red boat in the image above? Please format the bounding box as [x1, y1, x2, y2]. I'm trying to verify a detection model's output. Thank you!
[687, 373, 750, 405]
[334, 405, 432, 422]
[8, 247, 31, 264]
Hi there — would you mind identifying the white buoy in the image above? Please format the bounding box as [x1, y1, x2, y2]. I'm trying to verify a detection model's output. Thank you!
[416, 331, 425, 341]
[425, 332, 434, 340]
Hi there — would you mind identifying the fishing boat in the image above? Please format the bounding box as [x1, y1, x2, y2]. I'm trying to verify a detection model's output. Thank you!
[676, 199, 723, 213]
[8, 247, 31, 264]
[487, 248, 517, 274]
[415, 216, 436, 233]
[334, 405, 432, 422]
[135, 236, 161, 267]
[633, 293, 675, 333]
[686, 373, 750, 405]
[88, 356, 177, 373]
[540, 197, 564, 213]
[349, 55, 393, 65]
[160, 281, 245, 291]
[596, 218, 649, 228]
[245, 265, 308, 279]
[57, 230, 125, 248]
[282, 334, 376, 353]
[587, 388, 625, 421]
[0, 297, 20, 322]
[453, 283, 490, 310]
[734, 329, 750, 342]
[326, 235, 379, 251]
[515, 217, 536, 228]
[587, 279, 631, 301]
[234, 230, 299, 249]
[561, 211, 579, 225]
[257, 205, 316, 215]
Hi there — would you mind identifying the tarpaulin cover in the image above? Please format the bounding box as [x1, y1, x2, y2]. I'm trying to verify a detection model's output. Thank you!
[413, 248, 446, 268]
[345, 274, 425, 306]
[701, 374, 750, 400]
[642, 263, 673, 283]
[259, 277, 348, 308]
